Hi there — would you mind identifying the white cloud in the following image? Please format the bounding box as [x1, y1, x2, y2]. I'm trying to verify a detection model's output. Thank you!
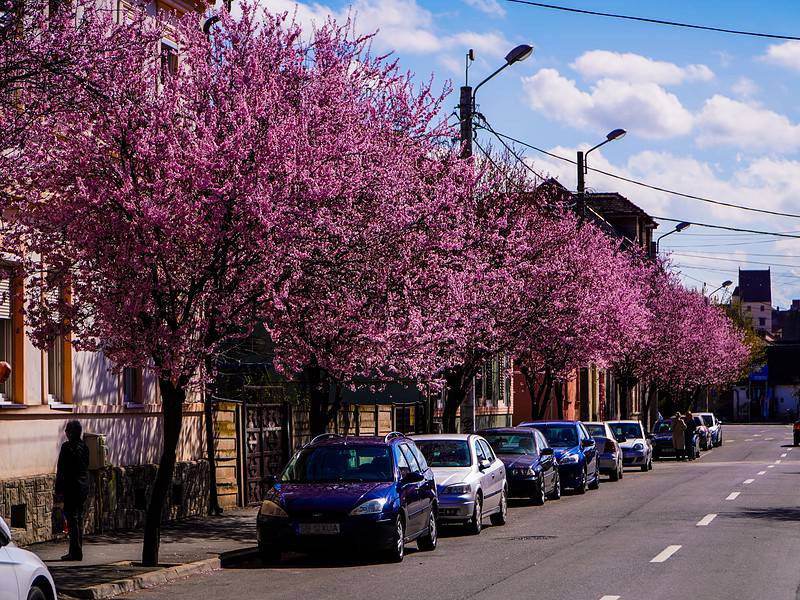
[463, 0, 506, 18]
[571, 50, 713, 85]
[731, 77, 759, 99]
[259, 0, 509, 73]
[695, 95, 800, 151]
[762, 40, 800, 71]
[522, 68, 693, 139]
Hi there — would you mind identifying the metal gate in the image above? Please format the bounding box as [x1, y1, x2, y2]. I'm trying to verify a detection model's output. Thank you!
[242, 386, 290, 505]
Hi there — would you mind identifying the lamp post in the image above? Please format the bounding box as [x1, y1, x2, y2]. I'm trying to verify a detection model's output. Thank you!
[655, 221, 691, 253]
[708, 280, 733, 301]
[459, 44, 533, 159]
[575, 128, 626, 215]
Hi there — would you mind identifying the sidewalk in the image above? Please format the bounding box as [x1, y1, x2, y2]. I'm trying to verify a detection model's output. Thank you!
[28, 507, 260, 599]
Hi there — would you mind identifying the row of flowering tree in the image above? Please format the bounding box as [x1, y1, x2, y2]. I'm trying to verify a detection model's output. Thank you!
[1, 0, 749, 565]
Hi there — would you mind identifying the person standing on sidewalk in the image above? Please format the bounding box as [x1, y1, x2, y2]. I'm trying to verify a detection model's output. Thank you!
[671, 412, 686, 461]
[55, 420, 90, 561]
[684, 410, 697, 461]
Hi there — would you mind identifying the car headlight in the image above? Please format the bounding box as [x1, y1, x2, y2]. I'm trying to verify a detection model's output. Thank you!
[633, 443, 644, 451]
[443, 483, 471, 495]
[559, 453, 580, 464]
[349, 498, 387, 516]
[259, 500, 288, 518]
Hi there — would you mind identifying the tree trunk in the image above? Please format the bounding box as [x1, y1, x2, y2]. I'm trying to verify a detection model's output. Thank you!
[555, 380, 564, 420]
[533, 371, 554, 421]
[305, 362, 331, 437]
[142, 379, 185, 567]
[442, 367, 466, 433]
[203, 359, 222, 516]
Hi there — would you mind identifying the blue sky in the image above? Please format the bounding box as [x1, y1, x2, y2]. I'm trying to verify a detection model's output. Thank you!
[266, 0, 800, 307]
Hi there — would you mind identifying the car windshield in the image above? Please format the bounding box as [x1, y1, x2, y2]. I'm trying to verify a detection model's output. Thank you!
[654, 421, 672, 433]
[280, 445, 393, 483]
[701, 415, 714, 427]
[415, 440, 471, 467]
[533, 424, 578, 447]
[483, 433, 537, 455]
[693, 416, 705, 426]
[610, 423, 643, 440]
[585, 424, 606, 438]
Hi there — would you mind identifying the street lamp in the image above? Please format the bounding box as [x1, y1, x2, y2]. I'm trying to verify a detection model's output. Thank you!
[708, 280, 733, 298]
[655, 221, 691, 253]
[459, 44, 534, 158]
[575, 128, 626, 216]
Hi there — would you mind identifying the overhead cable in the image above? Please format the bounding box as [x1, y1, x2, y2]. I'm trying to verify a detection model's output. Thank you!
[504, 0, 800, 41]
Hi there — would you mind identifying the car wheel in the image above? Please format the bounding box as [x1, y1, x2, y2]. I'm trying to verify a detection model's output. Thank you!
[609, 463, 619, 482]
[619, 462, 624, 479]
[466, 493, 483, 535]
[647, 457, 653, 471]
[531, 476, 546, 506]
[27, 586, 47, 600]
[575, 467, 587, 495]
[547, 471, 561, 500]
[490, 489, 508, 526]
[387, 515, 405, 562]
[258, 543, 281, 565]
[589, 466, 600, 490]
[418, 509, 437, 551]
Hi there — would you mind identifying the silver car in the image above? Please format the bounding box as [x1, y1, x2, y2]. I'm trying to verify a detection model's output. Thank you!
[607, 420, 653, 471]
[412, 433, 507, 535]
[584, 421, 623, 481]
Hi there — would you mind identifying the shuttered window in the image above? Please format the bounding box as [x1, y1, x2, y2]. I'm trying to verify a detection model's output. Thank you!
[0, 279, 11, 402]
[0, 279, 10, 320]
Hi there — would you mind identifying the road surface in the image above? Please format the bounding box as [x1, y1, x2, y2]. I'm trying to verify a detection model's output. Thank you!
[124, 424, 800, 600]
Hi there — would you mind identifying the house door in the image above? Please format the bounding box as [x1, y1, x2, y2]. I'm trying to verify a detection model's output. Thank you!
[242, 391, 290, 505]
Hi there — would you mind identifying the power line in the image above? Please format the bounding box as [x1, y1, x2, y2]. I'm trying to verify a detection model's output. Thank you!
[654, 216, 800, 239]
[489, 129, 800, 220]
[666, 239, 791, 249]
[674, 250, 800, 259]
[673, 263, 799, 281]
[671, 252, 800, 269]
[504, 0, 800, 41]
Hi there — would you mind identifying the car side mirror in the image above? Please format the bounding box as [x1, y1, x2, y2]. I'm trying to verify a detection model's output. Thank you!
[401, 471, 425, 485]
[581, 439, 595, 448]
[540, 447, 554, 456]
[479, 459, 492, 471]
[0, 517, 11, 546]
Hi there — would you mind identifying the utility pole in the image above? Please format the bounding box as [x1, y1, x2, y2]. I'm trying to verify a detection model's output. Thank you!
[459, 85, 473, 159]
[576, 150, 585, 216]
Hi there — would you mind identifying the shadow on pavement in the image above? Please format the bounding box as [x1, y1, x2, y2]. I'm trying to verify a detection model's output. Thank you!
[47, 563, 159, 589]
[727, 507, 800, 523]
[220, 546, 420, 570]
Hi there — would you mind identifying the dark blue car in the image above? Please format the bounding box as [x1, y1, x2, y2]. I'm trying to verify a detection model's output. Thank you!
[519, 421, 600, 494]
[256, 432, 437, 563]
[479, 427, 560, 504]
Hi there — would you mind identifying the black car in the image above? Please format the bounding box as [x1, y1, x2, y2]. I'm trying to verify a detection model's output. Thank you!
[256, 432, 438, 563]
[650, 419, 700, 460]
[479, 427, 560, 505]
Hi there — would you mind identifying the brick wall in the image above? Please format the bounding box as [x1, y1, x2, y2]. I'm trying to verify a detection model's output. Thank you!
[0, 460, 209, 546]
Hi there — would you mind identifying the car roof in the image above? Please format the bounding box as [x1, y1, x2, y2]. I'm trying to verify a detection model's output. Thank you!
[584, 422, 605, 426]
[411, 433, 476, 441]
[309, 435, 398, 447]
[479, 427, 535, 435]
[520, 420, 578, 426]
[607, 420, 641, 424]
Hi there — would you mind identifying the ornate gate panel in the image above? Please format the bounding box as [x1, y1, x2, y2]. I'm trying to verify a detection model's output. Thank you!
[242, 393, 290, 505]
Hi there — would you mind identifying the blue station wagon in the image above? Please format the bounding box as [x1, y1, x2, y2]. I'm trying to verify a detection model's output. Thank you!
[256, 432, 437, 563]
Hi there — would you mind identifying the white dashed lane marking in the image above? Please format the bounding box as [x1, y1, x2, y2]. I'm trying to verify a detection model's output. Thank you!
[726, 492, 741, 500]
[758, 471, 766, 475]
[696, 513, 717, 526]
[743, 479, 755, 485]
[781, 453, 787, 457]
[768, 465, 775, 469]
[599, 596, 620, 600]
[651, 545, 682, 563]
[775, 460, 782, 464]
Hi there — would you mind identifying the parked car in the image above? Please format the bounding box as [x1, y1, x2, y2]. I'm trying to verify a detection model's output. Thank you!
[519, 420, 600, 494]
[693, 416, 713, 451]
[584, 422, 624, 481]
[651, 419, 700, 460]
[412, 433, 508, 534]
[0, 516, 56, 600]
[696, 412, 723, 447]
[256, 432, 438, 563]
[607, 420, 653, 471]
[479, 427, 560, 504]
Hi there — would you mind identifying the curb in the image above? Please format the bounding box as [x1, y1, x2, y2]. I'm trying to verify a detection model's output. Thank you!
[57, 557, 222, 600]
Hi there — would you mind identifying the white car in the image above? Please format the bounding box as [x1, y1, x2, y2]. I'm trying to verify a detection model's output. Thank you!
[412, 433, 507, 534]
[0, 517, 56, 600]
[607, 420, 653, 472]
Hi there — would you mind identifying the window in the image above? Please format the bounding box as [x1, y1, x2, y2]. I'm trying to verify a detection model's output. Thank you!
[409, 443, 428, 471]
[399, 444, 420, 472]
[478, 439, 495, 461]
[160, 41, 178, 82]
[47, 335, 63, 402]
[0, 278, 11, 402]
[395, 444, 410, 475]
[474, 440, 487, 462]
[759, 317, 766, 327]
[746, 305, 751, 312]
[123, 367, 143, 405]
[760, 305, 765, 312]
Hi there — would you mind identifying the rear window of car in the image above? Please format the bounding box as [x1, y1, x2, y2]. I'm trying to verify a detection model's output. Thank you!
[482, 433, 538, 456]
[701, 415, 714, 427]
[585, 424, 605, 438]
[415, 440, 471, 467]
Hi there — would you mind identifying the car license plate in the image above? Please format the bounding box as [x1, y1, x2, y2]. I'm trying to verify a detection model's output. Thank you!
[298, 523, 340, 535]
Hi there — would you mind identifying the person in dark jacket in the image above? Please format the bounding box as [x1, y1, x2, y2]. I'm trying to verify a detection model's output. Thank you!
[684, 411, 697, 461]
[55, 420, 90, 561]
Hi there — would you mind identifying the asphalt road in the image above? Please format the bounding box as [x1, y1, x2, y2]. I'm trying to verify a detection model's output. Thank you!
[124, 424, 800, 600]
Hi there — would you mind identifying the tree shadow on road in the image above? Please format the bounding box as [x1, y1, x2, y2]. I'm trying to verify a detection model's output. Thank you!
[726, 507, 800, 523]
[219, 546, 422, 570]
